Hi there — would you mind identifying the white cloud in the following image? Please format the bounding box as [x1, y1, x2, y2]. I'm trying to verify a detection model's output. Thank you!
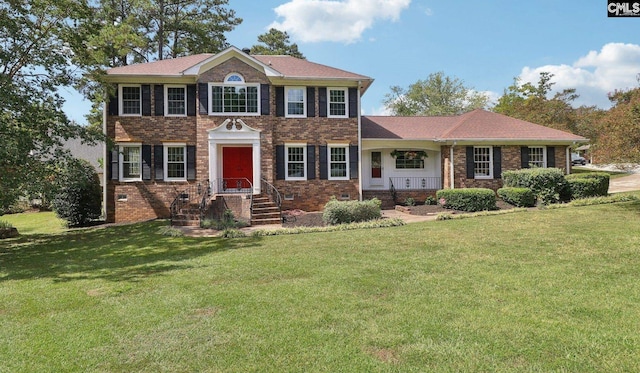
[269, 0, 412, 44]
[518, 43, 640, 108]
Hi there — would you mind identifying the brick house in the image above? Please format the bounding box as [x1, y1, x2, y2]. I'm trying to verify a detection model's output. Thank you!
[103, 46, 586, 223]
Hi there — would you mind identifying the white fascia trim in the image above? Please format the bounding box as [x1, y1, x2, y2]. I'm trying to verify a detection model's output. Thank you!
[182, 46, 282, 77]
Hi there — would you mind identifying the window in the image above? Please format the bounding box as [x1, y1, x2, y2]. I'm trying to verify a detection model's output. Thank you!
[209, 73, 259, 115]
[328, 145, 349, 180]
[164, 145, 186, 181]
[395, 151, 425, 169]
[328, 88, 348, 118]
[528, 146, 546, 168]
[165, 85, 186, 116]
[473, 147, 493, 179]
[120, 144, 141, 181]
[120, 85, 141, 116]
[286, 87, 306, 117]
[286, 144, 306, 180]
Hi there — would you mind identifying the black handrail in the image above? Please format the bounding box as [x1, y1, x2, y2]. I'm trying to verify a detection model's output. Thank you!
[169, 180, 209, 225]
[260, 178, 282, 209]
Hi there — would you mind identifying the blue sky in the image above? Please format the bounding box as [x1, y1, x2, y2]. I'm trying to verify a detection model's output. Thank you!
[63, 0, 640, 123]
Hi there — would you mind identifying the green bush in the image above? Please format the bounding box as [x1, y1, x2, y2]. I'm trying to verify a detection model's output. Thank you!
[404, 197, 415, 206]
[322, 197, 381, 225]
[0, 220, 14, 229]
[565, 172, 610, 199]
[436, 188, 497, 212]
[200, 209, 248, 229]
[425, 196, 437, 205]
[502, 168, 568, 205]
[51, 159, 102, 227]
[497, 187, 536, 207]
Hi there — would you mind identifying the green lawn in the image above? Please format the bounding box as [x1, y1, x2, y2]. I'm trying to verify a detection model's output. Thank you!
[2, 201, 640, 372]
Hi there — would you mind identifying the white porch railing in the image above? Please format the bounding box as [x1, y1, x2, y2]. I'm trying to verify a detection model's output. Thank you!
[389, 176, 441, 190]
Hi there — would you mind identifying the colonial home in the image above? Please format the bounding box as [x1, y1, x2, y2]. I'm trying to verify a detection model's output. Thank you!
[102, 46, 586, 225]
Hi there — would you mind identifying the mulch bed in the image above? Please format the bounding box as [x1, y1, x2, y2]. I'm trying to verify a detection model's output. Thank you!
[403, 200, 515, 216]
[282, 200, 518, 228]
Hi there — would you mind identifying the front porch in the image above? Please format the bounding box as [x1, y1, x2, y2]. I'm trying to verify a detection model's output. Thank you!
[363, 176, 441, 209]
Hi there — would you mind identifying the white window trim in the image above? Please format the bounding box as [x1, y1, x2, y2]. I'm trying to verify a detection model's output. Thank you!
[528, 146, 547, 168]
[328, 144, 349, 181]
[119, 84, 142, 116]
[285, 86, 306, 118]
[285, 143, 306, 181]
[164, 85, 187, 117]
[164, 143, 187, 181]
[118, 143, 142, 182]
[327, 87, 348, 118]
[474, 146, 493, 179]
[208, 81, 261, 116]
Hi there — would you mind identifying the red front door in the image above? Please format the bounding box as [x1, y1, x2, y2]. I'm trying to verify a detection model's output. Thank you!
[222, 147, 253, 190]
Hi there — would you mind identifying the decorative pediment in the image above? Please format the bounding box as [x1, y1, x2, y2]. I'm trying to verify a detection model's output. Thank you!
[208, 119, 261, 141]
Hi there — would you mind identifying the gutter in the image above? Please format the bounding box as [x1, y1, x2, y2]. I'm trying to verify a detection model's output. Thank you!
[357, 80, 363, 201]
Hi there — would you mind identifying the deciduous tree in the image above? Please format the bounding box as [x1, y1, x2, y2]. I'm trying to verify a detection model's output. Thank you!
[383, 72, 489, 116]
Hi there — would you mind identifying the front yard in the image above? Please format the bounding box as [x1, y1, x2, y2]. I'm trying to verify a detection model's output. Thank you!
[1, 196, 640, 371]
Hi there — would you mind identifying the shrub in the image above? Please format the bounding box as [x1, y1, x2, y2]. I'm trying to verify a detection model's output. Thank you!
[322, 197, 381, 225]
[502, 168, 568, 205]
[425, 196, 437, 205]
[497, 187, 536, 207]
[404, 197, 415, 206]
[51, 159, 102, 227]
[200, 209, 248, 230]
[0, 220, 14, 229]
[565, 172, 610, 199]
[158, 226, 184, 237]
[435, 188, 497, 212]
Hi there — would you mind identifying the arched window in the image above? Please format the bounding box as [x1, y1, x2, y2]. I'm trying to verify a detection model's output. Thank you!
[210, 73, 259, 115]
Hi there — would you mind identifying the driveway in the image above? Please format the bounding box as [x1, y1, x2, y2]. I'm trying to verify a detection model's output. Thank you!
[609, 173, 640, 193]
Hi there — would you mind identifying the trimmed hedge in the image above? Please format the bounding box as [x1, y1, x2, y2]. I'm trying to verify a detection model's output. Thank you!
[565, 172, 610, 199]
[497, 187, 536, 207]
[436, 188, 497, 212]
[52, 159, 102, 227]
[502, 168, 568, 205]
[322, 197, 382, 225]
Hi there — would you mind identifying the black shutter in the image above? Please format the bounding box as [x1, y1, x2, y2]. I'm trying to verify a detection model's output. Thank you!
[275, 87, 284, 117]
[142, 85, 151, 116]
[142, 144, 152, 180]
[348, 88, 358, 118]
[108, 84, 118, 116]
[349, 145, 359, 179]
[110, 148, 119, 180]
[187, 85, 196, 116]
[198, 83, 208, 114]
[261, 84, 270, 115]
[318, 88, 327, 117]
[154, 145, 163, 180]
[307, 145, 316, 180]
[466, 146, 475, 179]
[187, 145, 196, 180]
[154, 85, 164, 116]
[547, 146, 555, 168]
[275, 145, 285, 180]
[493, 146, 502, 179]
[307, 87, 315, 117]
[319, 145, 328, 179]
[521, 147, 529, 168]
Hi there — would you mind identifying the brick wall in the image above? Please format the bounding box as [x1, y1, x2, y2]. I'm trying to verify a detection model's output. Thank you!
[441, 145, 569, 191]
[107, 57, 359, 222]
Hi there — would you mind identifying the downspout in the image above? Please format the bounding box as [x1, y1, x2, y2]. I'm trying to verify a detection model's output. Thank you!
[449, 142, 456, 189]
[102, 95, 108, 221]
[357, 81, 363, 201]
[566, 145, 571, 174]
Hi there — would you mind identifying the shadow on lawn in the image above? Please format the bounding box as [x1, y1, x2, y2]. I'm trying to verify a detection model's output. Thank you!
[0, 220, 264, 282]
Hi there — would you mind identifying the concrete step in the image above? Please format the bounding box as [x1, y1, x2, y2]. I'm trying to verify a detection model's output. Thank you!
[251, 217, 282, 225]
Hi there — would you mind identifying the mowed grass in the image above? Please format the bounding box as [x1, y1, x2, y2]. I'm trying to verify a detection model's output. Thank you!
[1, 211, 66, 235]
[1, 200, 640, 372]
